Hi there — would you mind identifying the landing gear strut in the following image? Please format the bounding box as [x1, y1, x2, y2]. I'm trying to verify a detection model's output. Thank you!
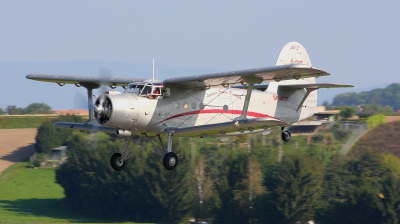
[109, 125, 178, 171]
[281, 127, 291, 142]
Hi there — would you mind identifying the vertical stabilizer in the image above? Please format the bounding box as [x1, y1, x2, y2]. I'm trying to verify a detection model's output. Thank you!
[269, 42, 317, 121]
[272, 42, 315, 86]
[276, 42, 312, 66]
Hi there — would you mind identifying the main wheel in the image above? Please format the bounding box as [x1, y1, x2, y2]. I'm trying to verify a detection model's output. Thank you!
[281, 131, 291, 142]
[163, 152, 178, 170]
[110, 153, 126, 171]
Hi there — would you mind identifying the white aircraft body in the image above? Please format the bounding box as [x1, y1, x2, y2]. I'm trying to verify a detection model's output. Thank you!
[26, 42, 353, 170]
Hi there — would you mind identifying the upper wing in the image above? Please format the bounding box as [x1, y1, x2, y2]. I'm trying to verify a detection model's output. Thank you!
[26, 73, 148, 87]
[163, 64, 329, 89]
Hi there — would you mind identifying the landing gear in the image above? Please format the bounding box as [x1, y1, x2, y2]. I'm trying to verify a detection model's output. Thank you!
[163, 152, 178, 170]
[109, 125, 178, 171]
[110, 153, 126, 171]
[281, 130, 291, 142]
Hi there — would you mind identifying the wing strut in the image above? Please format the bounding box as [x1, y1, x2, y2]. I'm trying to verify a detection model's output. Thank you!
[81, 83, 100, 122]
[234, 76, 263, 121]
[296, 87, 318, 111]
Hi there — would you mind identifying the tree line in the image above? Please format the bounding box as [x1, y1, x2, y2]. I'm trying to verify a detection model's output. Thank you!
[330, 83, 400, 111]
[35, 116, 400, 223]
[0, 102, 53, 115]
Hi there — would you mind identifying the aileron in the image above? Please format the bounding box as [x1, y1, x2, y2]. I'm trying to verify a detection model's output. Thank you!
[26, 73, 147, 87]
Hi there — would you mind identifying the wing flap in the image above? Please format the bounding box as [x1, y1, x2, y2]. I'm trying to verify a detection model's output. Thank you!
[163, 64, 329, 88]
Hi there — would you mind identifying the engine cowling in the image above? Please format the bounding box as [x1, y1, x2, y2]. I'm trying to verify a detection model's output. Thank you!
[94, 93, 139, 130]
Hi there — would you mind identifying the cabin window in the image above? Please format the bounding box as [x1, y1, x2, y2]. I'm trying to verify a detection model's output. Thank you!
[199, 103, 205, 109]
[191, 102, 197, 110]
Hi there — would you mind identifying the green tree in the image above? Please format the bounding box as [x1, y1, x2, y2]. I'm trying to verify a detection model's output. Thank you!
[213, 152, 266, 224]
[0, 107, 3, 115]
[332, 83, 400, 110]
[362, 104, 394, 114]
[191, 155, 214, 222]
[35, 115, 84, 153]
[317, 150, 388, 224]
[322, 100, 334, 110]
[375, 173, 400, 224]
[381, 153, 400, 176]
[213, 153, 250, 224]
[339, 106, 356, 119]
[23, 102, 52, 114]
[256, 153, 324, 223]
[56, 134, 193, 223]
[6, 105, 22, 114]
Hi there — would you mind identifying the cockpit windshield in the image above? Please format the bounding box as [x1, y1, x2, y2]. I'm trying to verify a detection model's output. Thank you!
[125, 82, 164, 99]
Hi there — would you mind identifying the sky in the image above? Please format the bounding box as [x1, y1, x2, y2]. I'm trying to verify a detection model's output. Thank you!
[1, 1, 399, 110]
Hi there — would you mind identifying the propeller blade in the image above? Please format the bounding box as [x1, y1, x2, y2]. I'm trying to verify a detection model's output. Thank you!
[73, 90, 87, 109]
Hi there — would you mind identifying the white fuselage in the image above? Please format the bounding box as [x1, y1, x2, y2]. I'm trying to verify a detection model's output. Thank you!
[127, 84, 316, 134]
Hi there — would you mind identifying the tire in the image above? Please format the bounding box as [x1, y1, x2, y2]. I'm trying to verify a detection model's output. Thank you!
[281, 131, 291, 142]
[110, 153, 126, 171]
[163, 152, 178, 170]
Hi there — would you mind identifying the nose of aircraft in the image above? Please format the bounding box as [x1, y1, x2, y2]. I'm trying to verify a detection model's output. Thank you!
[94, 93, 139, 129]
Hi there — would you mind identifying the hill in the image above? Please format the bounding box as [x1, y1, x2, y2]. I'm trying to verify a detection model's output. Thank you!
[351, 121, 400, 157]
[331, 83, 400, 110]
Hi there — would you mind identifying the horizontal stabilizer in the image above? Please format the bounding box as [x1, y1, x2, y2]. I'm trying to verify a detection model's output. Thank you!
[53, 122, 115, 133]
[279, 83, 354, 89]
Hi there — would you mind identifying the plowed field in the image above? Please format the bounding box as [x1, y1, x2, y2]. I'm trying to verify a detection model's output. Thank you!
[0, 128, 36, 175]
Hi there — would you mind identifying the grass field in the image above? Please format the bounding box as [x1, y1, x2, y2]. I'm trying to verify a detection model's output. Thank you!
[0, 162, 149, 224]
[0, 115, 88, 129]
[0, 116, 54, 129]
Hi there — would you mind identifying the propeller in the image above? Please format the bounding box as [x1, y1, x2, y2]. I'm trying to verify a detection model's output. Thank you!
[73, 90, 87, 110]
[94, 68, 113, 125]
[89, 68, 115, 149]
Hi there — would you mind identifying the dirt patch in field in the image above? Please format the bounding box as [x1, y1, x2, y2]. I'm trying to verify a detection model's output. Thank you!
[386, 116, 400, 123]
[0, 128, 37, 175]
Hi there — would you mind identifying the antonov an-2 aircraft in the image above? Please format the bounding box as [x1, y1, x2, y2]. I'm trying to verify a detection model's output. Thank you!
[26, 42, 353, 171]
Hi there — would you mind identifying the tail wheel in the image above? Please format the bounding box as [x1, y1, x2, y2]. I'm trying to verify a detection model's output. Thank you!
[281, 131, 291, 142]
[163, 152, 178, 170]
[110, 153, 126, 171]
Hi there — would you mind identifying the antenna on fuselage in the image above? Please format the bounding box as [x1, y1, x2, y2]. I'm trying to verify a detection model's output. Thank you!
[152, 58, 155, 82]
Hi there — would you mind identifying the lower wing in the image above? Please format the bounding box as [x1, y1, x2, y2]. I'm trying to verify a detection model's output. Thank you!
[163, 117, 287, 137]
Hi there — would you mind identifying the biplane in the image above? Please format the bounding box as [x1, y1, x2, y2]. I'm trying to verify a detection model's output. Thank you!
[26, 42, 353, 170]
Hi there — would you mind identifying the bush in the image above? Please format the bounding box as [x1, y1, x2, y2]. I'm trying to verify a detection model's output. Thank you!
[366, 114, 386, 129]
[33, 159, 41, 168]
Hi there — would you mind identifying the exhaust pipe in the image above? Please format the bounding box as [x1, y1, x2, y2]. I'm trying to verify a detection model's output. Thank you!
[115, 129, 132, 137]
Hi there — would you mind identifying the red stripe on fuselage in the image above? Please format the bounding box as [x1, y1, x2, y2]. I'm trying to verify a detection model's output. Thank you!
[153, 109, 278, 126]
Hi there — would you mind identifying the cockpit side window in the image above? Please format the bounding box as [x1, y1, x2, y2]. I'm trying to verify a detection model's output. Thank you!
[126, 82, 165, 99]
[141, 85, 152, 95]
